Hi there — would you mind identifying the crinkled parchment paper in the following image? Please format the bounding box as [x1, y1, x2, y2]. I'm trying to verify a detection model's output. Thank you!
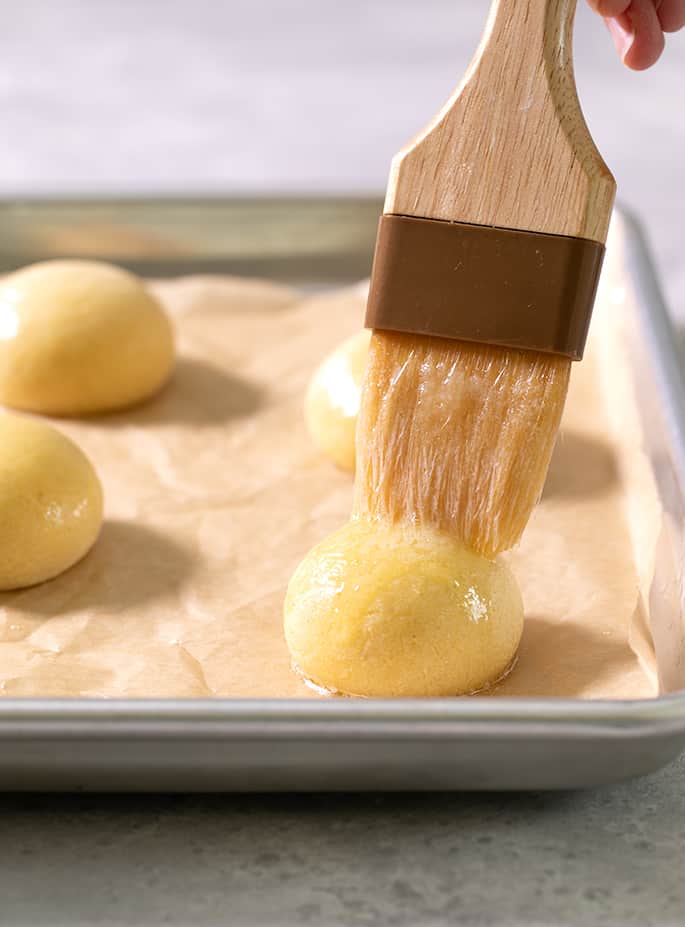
[0, 263, 667, 698]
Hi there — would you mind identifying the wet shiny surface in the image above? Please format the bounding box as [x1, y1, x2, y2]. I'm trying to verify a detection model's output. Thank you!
[285, 518, 523, 697]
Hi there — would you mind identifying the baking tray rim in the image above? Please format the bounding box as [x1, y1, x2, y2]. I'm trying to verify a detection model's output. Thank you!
[0, 199, 683, 741]
[1, 692, 685, 741]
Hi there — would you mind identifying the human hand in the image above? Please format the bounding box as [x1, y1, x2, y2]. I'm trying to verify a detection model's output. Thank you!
[588, 0, 685, 69]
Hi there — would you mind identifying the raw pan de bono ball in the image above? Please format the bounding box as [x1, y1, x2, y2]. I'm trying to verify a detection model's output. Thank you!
[0, 260, 175, 415]
[305, 329, 371, 471]
[0, 413, 103, 590]
[284, 517, 524, 697]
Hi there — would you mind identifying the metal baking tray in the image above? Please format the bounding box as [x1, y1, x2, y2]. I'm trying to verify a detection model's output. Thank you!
[0, 196, 684, 792]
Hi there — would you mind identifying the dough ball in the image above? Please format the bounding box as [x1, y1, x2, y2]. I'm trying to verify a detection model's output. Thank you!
[0, 413, 103, 590]
[305, 329, 370, 471]
[284, 518, 523, 697]
[0, 260, 175, 415]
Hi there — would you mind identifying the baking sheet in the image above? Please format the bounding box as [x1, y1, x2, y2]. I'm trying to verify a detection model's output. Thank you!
[0, 264, 663, 700]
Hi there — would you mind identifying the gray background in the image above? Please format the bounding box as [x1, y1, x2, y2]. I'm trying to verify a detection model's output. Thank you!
[1, 1, 685, 924]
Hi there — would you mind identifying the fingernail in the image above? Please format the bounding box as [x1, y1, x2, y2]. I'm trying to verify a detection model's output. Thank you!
[606, 14, 635, 63]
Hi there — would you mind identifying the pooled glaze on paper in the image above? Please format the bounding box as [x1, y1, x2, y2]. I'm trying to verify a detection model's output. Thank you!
[0, 273, 659, 698]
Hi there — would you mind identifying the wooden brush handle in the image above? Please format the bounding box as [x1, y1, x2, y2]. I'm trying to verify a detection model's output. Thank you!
[385, 0, 616, 242]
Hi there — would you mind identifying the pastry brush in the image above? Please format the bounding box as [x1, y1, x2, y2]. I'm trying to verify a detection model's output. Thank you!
[354, 0, 616, 557]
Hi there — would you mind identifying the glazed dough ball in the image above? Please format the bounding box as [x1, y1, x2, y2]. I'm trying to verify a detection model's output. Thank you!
[305, 329, 370, 470]
[284, 519, 523, 697]
[0, 260, 175, 415]
[0, 413, 103, 590]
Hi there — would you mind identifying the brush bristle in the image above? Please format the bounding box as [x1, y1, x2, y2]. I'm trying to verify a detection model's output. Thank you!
[353, 331, 570, 557]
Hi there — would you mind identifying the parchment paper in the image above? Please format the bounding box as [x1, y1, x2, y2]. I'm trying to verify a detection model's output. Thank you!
[0, 269, 664, 699]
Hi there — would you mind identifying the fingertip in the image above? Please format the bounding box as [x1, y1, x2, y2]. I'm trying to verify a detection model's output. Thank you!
[623, 41, 665, 69]
[623, 28, 665, 68]
[621, 0, 667, 69]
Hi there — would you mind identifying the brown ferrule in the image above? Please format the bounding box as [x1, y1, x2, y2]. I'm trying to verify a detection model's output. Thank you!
[365, 215, 606, 360]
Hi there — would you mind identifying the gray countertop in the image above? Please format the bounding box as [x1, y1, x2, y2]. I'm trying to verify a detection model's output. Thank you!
[1, 1, 684, 924]
[3, 758, 685, 926]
